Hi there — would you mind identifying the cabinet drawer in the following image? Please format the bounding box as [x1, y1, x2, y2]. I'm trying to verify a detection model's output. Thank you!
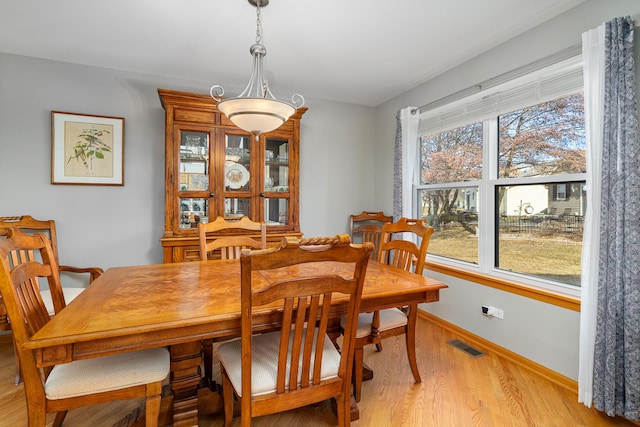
[170, 246, 202, 263]
[174, 108, 216, 124]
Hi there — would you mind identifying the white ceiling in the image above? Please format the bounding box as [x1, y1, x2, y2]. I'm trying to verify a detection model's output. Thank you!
[0, 0, 585, 106]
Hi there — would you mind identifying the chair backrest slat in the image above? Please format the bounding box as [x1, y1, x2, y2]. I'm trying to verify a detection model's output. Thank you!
[288, 295, 307, 392]
[301, 294, 319, 387]
[276, 297, 294, 394]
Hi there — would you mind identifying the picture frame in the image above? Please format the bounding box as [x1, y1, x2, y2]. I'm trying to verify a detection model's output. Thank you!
[51, 111, 125, 185]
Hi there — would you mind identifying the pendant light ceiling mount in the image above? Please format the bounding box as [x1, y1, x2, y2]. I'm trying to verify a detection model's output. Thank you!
[211, 0, 303, 139]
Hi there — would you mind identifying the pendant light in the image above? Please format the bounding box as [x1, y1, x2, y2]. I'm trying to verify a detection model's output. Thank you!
[210, 0, 304, 139]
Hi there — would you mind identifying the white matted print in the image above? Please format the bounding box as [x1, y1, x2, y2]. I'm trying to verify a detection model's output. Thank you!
[51, 111, 124, 185]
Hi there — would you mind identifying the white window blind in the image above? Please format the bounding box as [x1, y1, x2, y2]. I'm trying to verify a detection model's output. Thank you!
[418, 55, 584, 136]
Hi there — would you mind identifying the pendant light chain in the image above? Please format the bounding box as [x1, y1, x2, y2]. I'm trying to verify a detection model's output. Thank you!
[255, 1, 263, 45]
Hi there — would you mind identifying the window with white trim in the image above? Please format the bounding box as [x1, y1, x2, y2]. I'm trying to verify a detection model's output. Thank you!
[416, 56, 585, 294]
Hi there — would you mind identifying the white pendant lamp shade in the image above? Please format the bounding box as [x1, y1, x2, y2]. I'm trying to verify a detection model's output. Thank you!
[216, 98, 296, 134]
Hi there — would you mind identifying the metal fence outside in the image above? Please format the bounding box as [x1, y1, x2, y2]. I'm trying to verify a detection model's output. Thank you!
[498, 214, 584, 236]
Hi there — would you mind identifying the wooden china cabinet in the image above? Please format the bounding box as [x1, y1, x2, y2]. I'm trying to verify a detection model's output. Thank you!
[158, 88, 307, 263]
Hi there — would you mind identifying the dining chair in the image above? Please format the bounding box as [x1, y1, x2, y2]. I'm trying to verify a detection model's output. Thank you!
[0, 215, 104, 384]
[349, 211, 393, 260]
[198, 216, 268, 385]
[342, 217, 434, 402]
[0, 228, 170, 427]
[198, 215, 266, 261]
[0, 215, 103, 314]
[215, 235, 373, 427]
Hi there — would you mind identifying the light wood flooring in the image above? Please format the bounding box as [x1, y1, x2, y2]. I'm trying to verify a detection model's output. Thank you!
[1, 316, 637, 427]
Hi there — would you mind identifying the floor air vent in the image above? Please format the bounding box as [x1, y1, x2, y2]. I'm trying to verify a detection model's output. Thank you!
[447, 339, 485, 358]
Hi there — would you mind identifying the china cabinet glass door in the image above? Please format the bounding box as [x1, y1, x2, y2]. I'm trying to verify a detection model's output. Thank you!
[221, 130, 253, 220]
[263, 137, 291, 228]
[177, 129, 211, 230]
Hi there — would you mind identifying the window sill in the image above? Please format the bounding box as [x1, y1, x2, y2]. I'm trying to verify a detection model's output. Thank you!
[425, 261, 581, 312]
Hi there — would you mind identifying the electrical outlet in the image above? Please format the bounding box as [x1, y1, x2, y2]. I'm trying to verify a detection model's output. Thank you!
[482, 305, 504, 319]
[488, 306, 504, 319]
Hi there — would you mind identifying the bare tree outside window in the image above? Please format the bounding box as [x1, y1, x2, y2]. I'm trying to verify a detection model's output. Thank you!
[498, 94, 585, 178]
[421, 122, 483, 184]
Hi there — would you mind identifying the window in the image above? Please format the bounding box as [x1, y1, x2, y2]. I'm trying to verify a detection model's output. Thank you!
[416, 57, 585, 294]
[419, 122, 482, 264]
[554, 184, 567, 201]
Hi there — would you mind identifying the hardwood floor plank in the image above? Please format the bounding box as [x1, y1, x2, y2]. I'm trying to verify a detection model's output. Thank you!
[1, 316, 637, 426]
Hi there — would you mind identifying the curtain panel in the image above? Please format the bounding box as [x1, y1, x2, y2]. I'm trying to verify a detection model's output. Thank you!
[581, 16, 640, 421]
[393, 107, 419, 222]
[578, 20, 605, 408]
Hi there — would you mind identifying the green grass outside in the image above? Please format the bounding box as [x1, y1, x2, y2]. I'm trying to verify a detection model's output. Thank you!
[427, 227, 582, 286]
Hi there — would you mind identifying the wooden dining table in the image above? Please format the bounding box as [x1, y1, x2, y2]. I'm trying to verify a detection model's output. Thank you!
[25, 258, 447, 426]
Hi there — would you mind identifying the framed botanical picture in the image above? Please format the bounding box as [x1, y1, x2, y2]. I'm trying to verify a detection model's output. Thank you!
[51, 111, 125, 185]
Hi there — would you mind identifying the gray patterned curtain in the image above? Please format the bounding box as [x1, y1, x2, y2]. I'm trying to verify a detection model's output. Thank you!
[393, 110, 403, 221]
[593, 16, 640, 421]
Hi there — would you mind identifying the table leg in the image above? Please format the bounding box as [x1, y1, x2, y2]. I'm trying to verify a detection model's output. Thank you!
[350, 396, 360, 421]
[330, 395, 360, 422]
[362, 363, 374, 381]
[169, 341, 203, 427]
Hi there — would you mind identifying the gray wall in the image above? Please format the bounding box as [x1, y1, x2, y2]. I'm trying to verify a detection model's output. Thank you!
[374, 0, 640, 380]
[0, 54, 375, 270]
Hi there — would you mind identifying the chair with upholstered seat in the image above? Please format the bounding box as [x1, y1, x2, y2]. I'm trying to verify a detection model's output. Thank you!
[348, 210, 392, 354]
[0, 228, 170, 427]
[342, 217, 434, 402]
[349, 211, 392, 261]
[216, 235, 373, 427]
[198, 216, 267, 385]
[0, 215, 104, 384]
[0, 215, 103, 314]
[198, 216, 266, 261]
